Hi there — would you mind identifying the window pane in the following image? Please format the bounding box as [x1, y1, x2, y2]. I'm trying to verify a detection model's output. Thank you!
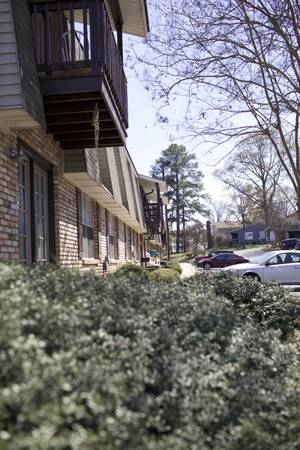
[88, 235, 94, 258]
[17, 161, 31, 264]
[114, 217, 118, 259]
[108, 235, 114, 259]
[34, 165, 49, 263]
[127, 227, 132, 259]
[80, 193, 94, 258]
[124, 224, 127, 259]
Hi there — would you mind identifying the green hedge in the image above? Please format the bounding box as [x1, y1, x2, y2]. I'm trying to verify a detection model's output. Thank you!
[0, 263, 299, 450]
[110, 263, 150, 280]
[184, 271, 300, 339]
[149, 268, 181, 282]
[161, 261, 182, 274]
[111, 263, 181, 283]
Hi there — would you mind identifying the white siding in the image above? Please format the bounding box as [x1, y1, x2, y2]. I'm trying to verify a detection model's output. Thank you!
[0, 0, 22, 109]
[120, 148, 137, 219]
[0, 0, 45, 128]
[106, 147, 123, 205]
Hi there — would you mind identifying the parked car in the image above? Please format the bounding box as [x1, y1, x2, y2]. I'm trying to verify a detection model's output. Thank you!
[195, 250, 233, 267]
[223, 250, 300, 284]
[198, 252, 249, 269]
[280, 238, 300, 250]
[295, 242, 300, 250]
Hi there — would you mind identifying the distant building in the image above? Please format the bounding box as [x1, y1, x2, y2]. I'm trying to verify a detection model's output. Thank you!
[229, 224, 276, 246]
[213, 222, 242, 244]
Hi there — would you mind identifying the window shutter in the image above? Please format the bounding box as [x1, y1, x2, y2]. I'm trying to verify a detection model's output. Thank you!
[77, 189, 83, 258]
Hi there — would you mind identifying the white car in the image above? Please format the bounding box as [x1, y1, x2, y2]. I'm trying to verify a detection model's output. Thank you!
[223, 250, 300, 284]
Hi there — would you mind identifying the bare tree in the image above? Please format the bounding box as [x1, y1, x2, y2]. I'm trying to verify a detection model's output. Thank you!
[181, 221, 207, 253]
[132, 0, 300, 214]
[209, 200, 231, 224]
[268, 186, 298, 239]
[227, 194, 253, 226]
[215, 136, 285, 226]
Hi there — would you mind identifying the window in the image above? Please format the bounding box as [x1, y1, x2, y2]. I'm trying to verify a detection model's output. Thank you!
[280, 253, 300, 264]
[268, 254, 284, 265]
[127, 226, 133, 259]
[106, 212, 119, 260]
[114, 216, 119, 259]
[259, 231, 266, 240]
[124, 224, 128, 260]
[34, 165, 49, 262]
[78, 191, 94, 258]
[283, 254, 293, 264]
[17, 161, 31, 264]
[135, 232, 140, 261]
[17, 147, 52, 264]
[215, 254, 228, 260]
[245, 231, 253, 241]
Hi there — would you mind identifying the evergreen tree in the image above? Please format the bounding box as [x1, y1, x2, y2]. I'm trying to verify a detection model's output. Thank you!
[151, 144, 208, 253]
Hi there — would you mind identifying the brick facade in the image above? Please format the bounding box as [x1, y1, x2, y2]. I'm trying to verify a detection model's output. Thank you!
[0, 124, 144, 274]
[0, 129, 19, 260]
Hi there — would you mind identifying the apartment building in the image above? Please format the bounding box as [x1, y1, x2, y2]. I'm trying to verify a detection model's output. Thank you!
[0, 0, 167, 273]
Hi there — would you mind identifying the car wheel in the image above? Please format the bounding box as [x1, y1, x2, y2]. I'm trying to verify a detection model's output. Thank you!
[244, 273, 261, 282]
[203, 262, 211, 270]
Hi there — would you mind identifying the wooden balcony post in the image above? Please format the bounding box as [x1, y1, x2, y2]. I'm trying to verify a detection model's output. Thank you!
[90, 0, 104, 73]
[45, 2, 51, 65]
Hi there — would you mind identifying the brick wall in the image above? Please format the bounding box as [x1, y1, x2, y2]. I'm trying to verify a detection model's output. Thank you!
[55, 178, 80, 268]
[0, 129, 19, 260]
[0, 125, 143, 274]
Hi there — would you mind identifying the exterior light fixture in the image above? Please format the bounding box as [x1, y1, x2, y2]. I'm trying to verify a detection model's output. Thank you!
[10, 148, 28, 162]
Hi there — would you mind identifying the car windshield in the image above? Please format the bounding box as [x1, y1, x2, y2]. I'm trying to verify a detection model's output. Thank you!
[250, 252, 279, 265]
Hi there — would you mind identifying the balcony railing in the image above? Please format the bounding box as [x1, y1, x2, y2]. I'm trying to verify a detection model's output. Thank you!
[29, 0, 128, 125]
[144, 202, 161, 232]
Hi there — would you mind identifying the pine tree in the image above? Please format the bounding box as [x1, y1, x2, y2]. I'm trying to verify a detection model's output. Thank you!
[151, 144, 208, 253]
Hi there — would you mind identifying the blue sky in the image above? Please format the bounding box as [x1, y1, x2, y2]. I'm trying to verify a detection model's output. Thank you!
[126, 76, 171, 175]
[126, 75, 227, 200]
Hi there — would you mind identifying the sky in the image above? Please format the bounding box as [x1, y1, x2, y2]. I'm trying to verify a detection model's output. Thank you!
[126, 74, 228, 201]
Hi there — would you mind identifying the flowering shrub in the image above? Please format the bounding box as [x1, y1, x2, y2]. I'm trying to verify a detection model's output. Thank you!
[0, 263, 299, 449]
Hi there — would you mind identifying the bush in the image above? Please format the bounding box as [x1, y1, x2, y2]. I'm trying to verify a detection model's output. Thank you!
[109, 263, 150, 280]
[0, 263, 299, 450]
[213, 234, 229, 248]
[161, 260, 182, 274]
[185, 271, 300, 339]
[149, 267, 181, 282]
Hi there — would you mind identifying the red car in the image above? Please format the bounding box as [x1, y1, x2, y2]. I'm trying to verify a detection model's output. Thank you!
[195, 250, 233, 267]
[198, 252, 249, 269]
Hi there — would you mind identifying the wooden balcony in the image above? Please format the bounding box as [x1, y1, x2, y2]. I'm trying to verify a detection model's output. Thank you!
[29, 0, 128, 149]
[144, 202, 162, 234]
